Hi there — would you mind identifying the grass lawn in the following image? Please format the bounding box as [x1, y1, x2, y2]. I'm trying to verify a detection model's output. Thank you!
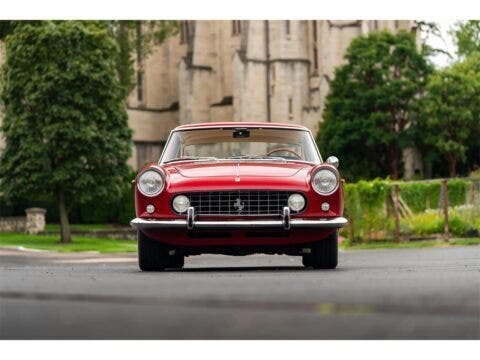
[0, 232, 136, 253]
[341, 237, 480, 250]
[44, 223, 117, 232]
[0, 232, 478, 254]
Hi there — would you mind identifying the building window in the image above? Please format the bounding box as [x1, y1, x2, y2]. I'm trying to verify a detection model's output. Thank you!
[136, 71, 143, 102]
[285, 20, 290, 35]
[180, 21, 191, 43]
[394, 20, 400, 29]
[312, 21, 318, 72]
[232, 20, 242, 36]
[288, 98, 293, 120]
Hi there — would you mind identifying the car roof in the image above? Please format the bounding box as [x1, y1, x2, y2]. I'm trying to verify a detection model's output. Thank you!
[174, 122, 310, 131]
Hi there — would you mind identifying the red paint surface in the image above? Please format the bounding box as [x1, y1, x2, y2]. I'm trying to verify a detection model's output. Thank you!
[134, 159, 344, 247]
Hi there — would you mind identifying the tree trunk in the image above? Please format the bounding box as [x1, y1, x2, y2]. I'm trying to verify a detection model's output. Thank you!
[56, 186, 71, 243]
[447, 154, 457, 178]
[392, 184, 402, 242]
[389, 146, 399, 180]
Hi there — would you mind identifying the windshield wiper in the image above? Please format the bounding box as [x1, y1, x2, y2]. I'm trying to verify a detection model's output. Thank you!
[227, 155, 286, 161]
[163, 156, 218, 164]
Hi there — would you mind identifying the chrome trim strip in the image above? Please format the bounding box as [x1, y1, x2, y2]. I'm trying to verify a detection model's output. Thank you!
[187, 206, 195, 230]
[282, 206, 290, 230]
[130, 216, 348, 230]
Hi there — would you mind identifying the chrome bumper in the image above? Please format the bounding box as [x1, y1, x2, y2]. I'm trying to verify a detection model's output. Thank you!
[130, 206, 348, 231]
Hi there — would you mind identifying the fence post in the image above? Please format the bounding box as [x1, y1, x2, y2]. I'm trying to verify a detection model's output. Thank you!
[441, 179, 450, 241]
[468, 181, 475, 205]
[392, 184, 401, 242]
[385, 188, 392, 218]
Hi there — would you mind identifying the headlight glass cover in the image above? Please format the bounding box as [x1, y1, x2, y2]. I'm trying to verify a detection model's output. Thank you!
[137, 170, 164, 196]
[288, 193, 306, 212]
[312, 168, 339, 195]
[172, 195, 190, 214]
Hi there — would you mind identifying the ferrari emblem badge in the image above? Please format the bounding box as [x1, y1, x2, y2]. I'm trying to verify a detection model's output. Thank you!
[233, 198, 245, 212]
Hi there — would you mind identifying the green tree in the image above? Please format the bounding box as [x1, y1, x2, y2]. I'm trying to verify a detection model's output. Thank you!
[452, 20, 480, 58]
[0, 20, 179, 99]
[0, 21, 132, 243]
[317, 31, 432, 181]
[420, 55, 480, 177]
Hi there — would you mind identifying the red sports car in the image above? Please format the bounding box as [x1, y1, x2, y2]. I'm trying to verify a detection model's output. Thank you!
[131, 122, 348, 271]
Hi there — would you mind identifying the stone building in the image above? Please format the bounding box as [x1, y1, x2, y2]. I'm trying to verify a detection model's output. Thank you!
[127, 20, 418, 170]
[0, 21, 420, 174]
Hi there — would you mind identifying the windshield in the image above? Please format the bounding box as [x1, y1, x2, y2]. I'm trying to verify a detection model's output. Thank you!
[160, 127, 321, 164]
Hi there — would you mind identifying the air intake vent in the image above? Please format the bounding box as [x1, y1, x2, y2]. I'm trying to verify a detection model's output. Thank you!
[177, 191, 301, 216]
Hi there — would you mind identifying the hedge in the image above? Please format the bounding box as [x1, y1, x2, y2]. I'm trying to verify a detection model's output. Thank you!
[342, 177, 479, 242]
[0, 183, 135, 226]
[1, 176, 478, 236]
[397, 179, 467, 213]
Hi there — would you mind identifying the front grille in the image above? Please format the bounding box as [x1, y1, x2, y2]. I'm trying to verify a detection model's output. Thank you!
[179, 191, 301, 216]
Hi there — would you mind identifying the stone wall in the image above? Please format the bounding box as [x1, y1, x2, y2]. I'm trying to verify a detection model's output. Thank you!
[0, 217, 26, 232]
[0, 208, 47, 234]
[25, 208, 47, 235]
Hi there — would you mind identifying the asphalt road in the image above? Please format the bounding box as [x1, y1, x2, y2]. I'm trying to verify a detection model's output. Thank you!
[0, 245, 479, 339]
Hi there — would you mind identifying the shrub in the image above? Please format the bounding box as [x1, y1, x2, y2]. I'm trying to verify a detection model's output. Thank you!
[0, 172, 136, 225]
[402, 210, 443, 236]
[344, 177, 478, 242]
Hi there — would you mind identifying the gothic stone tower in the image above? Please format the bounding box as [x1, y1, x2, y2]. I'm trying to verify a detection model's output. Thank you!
[124, 20, 418, 169]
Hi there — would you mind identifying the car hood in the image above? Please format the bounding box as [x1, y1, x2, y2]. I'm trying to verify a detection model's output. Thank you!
[162, 161, 314, 192]
[171, 161, 309, 178]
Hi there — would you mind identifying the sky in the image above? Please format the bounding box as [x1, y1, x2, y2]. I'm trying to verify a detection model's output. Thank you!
[423, 20, 458, 68]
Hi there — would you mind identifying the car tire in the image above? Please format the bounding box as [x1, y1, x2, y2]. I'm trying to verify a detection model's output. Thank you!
[137, 231, 184, 271]
[302, 230, 338, 269]
[170, 255, 185, 269]
[301, 256, 313, 268]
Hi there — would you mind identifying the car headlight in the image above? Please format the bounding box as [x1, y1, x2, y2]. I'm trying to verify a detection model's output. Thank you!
[137, 170, 164, 196]
[312, 168, 339, 195]
[288, 193, 305, 212]
[172, 195, 190, 214]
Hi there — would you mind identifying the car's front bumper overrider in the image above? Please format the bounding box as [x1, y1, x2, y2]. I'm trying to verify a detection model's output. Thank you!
[131, 206, 348, 231]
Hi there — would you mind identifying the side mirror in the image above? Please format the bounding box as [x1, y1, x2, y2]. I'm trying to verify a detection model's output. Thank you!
[326, 156, 339, 168]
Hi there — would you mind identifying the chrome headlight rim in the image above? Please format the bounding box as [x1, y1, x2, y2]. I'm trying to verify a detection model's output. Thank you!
[172, 195, 191, 214]
[137, 168, 165, 197]
[311, 167, 339, 196]
[287, 193, 306, 212]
